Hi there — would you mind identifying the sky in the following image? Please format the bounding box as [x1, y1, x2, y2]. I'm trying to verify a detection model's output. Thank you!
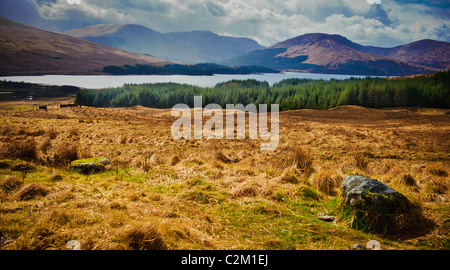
[0, 0, 449, 47]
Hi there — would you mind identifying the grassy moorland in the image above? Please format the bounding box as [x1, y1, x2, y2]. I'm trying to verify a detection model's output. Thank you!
[0, 97, 448, 250]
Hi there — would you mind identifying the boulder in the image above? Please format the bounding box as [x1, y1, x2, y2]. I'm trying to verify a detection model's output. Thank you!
[341, 175, 432, 235]
[341, 175, 411, 214]
[69, 157, 110, 175]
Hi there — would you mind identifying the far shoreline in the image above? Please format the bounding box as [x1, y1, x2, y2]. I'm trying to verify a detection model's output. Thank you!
[0, 72, 377, 89]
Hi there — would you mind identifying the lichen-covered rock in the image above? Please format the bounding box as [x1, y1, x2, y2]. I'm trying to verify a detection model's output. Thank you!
[341, 175, 432, 235]
[69, 157, 110, 175]
[341, 175, 411, 214]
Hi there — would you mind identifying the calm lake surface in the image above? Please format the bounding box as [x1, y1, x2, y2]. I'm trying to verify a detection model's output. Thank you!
[0, 72, 370, 89]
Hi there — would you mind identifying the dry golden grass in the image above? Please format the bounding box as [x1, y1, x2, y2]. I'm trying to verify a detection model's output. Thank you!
[0, 101, 449, 250]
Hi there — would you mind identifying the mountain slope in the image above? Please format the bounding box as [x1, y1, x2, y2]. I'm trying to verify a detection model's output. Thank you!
[165, 31, 264, 63]
[360, 39, 450, 70]
[62, 25, 263, 64]
[62, 24, 180, 60]
[223, 33, 446, 76]
[0, 17, 173, 76]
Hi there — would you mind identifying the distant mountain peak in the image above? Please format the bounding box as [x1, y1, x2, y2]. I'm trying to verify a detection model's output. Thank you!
[62, 24, 264, 64]
[271, 33, 359, 49]
[173, 30, 217, 35]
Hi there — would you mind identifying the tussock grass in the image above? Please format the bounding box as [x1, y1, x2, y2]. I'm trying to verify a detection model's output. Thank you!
[122, 224, 168, 250]
[289, 147, 314, 174]
[0, 139, 37, 162]
[310, 170, 341, 196]
[47, 141, 79, 167]
[427, 167, 448, 177]
[168, 155, 181, 166]
[397, 174, 418, 187]
[12, 183, 49, 201]
[231, 182, 263, 198]
[352, 151, 370, 170]
[424, 178, 448, 195]
[278, 166, 302, 184]
[0, 175, 22, 193]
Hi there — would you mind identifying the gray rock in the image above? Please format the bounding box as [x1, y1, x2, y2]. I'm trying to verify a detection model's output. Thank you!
[366, 240, 381, 250]
[69, 157, 110, 175]
[66, 240, 81, 250]
[317, 215, 337, 222]
[99, 158, 111, 166]
[351, 244, 366, 250]
[341, 175, 411, 214]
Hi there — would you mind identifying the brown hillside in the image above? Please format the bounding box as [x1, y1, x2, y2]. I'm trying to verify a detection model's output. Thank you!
[0, 17, 173, 75]
[268, 33, 439, 75]
[271, 33, 438, 71]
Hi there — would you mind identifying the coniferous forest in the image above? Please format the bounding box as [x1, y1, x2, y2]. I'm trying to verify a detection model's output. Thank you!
[75, 70, 450, 110]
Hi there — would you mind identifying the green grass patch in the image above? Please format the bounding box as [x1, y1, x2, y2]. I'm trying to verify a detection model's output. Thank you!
[151, 183, 185, 195]
[182, 189, 226, 204]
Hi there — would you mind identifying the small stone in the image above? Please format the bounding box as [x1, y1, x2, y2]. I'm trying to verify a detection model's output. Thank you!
[69, 157, 110, 175]
[66, 240, 81, 250]
[99, 158, 111, 165]
[366, 240, 381, 250]
[317, 215, 337, 222]
[351, 244, 366, 250]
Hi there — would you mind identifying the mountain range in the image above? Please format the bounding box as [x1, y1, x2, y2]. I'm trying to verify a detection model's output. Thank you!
[222, 33, 450, 76]
[0, 17, 173, 76]
[1, 17, 449, 76]
[61, 24, 450, 76]
[62, 24, 263, 64]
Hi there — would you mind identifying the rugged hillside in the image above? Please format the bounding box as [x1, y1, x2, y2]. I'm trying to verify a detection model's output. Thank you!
[62, 24, 263, 64]
[0, 17, 173, 76]
[223, 33, 445, 76]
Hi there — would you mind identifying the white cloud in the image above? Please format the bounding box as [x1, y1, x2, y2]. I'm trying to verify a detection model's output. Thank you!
[28, 0, 450, 47]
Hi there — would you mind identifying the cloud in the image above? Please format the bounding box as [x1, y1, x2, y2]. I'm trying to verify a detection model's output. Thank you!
[119, 0, 170, 13]
[1, 0, 449, 47]
[206, 2, 226, 17]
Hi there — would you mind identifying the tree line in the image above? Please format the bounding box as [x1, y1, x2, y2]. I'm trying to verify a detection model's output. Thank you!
[75, 70, 450, 110]
[103, 63, 279, 76]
